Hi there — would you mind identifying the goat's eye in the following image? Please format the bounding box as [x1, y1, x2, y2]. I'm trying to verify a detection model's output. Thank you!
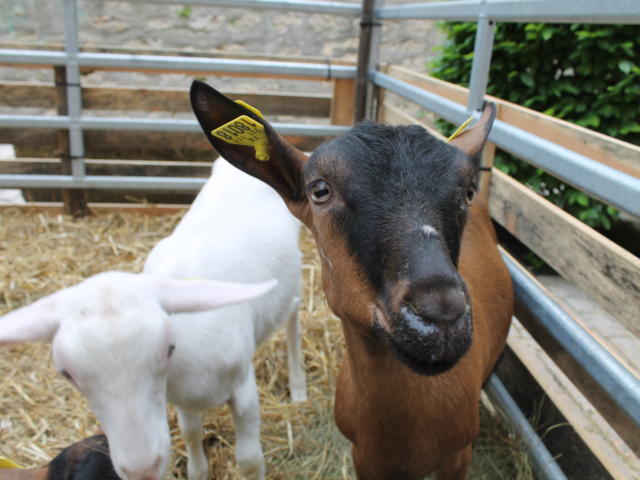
[310, 180, 331, 204]
[467, 189, 475, 202]
[60, 369, 73, 382]
[168, 344, 175, 358]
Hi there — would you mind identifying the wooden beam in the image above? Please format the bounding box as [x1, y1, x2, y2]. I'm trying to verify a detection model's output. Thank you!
[490, 169, 640, 336]
[0, 82, 331, 116]
[379, 103, 445, 140]
[387, 65, 640, 179]
[330, 78, 356, 126]
[508, 317, 640, 480]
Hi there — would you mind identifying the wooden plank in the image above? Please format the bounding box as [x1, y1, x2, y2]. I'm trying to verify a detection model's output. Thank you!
[0, 82, 331, 117]
[0, 202, 188, 215]
[387, 65, 640, 179]
[330, 78, 356, 125]
[507, 316, 640, 480]
[380, 103, 445, 139]
[490, 169, 640, 336]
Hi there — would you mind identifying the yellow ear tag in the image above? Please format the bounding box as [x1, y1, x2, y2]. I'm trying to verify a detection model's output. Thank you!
[446, 116, 474, 143]
[0, 457, 24, 469]
[234, 100, 263, 119]
[211, 101, 270, 162]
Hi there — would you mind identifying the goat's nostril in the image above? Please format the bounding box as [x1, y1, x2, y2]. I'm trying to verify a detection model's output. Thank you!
[402, 288, 468, 327]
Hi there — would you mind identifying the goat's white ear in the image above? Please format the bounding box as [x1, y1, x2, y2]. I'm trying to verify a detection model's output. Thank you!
[0, 294, 62, 345]
[154, 277, 278, 314]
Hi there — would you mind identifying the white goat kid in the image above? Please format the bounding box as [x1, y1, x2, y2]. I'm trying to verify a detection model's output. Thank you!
[0, 158, 307, 480]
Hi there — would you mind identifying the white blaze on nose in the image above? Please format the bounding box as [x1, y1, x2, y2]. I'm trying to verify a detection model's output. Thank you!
[421, 225, 438, 237]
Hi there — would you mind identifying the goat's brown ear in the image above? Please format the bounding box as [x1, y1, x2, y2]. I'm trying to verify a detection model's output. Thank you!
[449, 102, 496, 158]
[190, 81, 308, 212]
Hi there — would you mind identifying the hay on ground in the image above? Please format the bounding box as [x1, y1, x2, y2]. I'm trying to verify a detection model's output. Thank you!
[0, 208, 532, 479]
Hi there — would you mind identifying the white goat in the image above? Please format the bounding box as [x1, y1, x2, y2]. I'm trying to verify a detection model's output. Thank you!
[0, 158, 307, 480]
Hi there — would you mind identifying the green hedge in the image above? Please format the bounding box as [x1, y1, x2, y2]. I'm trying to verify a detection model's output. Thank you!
[429, 22, 640, 230]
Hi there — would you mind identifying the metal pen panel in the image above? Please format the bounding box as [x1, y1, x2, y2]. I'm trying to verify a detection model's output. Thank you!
[501, 252, 640, 427]
[377, 0, 640, 24]
[0, 114, 350, 136]
[132, 0, 361, 16]
[63, 0, 85, 177]
[0, 49, 356, 79]
[369, 71, 640, 219]
[485, 374, 568, 480]
[466, 12, 495, 112]
[0, 174, 207, 191]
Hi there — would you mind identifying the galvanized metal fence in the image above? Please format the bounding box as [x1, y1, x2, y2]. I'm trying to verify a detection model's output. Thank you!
[1, 1, 639, 478]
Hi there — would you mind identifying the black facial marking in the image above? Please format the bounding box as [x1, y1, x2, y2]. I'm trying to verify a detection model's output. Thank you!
[308, 122, 476, 290]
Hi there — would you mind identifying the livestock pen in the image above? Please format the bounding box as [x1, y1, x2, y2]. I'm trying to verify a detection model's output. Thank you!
[0, 1, 639, 479]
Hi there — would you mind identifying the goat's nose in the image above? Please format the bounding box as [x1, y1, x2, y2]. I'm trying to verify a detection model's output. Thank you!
[402, 286, 468, 327]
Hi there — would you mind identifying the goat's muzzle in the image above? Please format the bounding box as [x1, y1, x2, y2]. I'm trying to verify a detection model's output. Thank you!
[379, 285, 473, 376]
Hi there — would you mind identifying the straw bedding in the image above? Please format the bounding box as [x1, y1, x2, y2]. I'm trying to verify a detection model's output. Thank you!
[0, 208, 532, 479]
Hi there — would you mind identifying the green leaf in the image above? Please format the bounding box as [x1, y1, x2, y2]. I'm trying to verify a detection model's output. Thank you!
[542, 28, 554, 41]
[618, 60, 635, 74]
[520, 72, 535, 87]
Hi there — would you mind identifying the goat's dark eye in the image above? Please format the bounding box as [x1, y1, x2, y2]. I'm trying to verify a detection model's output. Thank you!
[168, 344, 175, 358]
[60, 369, 73, 382]
[467, 189, 475, 202]
[310, 180, 331, 204]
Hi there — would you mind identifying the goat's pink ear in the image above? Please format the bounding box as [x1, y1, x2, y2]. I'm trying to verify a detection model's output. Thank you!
[155, 277, 277, 314]
[0, 294, 62, 345]
[190, 81, 308, 213]
[449, 103, 496, 158]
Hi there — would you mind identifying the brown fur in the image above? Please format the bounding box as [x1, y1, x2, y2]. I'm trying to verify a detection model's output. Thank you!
[190, 83, 514, 480]
[333, 199, 513, 479]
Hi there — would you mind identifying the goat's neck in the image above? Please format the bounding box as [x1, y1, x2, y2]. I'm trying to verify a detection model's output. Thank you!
[338, 320, 426, 399]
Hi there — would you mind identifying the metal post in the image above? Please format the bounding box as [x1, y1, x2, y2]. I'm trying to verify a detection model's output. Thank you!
[467, 3, 495, 112]
[61, 0, 89, 216]
[62, 0, 85, 179]
[485, 374, 568, 480]
[354, 0, 384, 122]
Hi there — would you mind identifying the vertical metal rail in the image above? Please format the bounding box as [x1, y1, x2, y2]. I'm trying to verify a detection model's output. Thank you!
[466, 1, 496, 200]
[62, 0, 85, 178]
[467, 4, 495, 112]
[354, 0, 384, 122]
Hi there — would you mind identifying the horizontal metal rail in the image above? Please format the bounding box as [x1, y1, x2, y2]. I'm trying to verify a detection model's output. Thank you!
[0, 114, 350, 136]
[501, 252, 640, 427]
[0, 49, 357, 79]
[377, 0, 640, 24]
[485, 374, 567, 480]
[132, 0, 360, 15]
[370, 71, 640, 219]
[0, 174, 206, 191]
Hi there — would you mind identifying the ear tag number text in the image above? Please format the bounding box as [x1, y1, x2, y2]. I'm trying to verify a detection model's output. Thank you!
[211, 115, 270, 162]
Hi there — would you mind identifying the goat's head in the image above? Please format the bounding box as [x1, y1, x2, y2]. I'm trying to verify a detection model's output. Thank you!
[191, 81, 495, 375]
[0, 272, 275, 480]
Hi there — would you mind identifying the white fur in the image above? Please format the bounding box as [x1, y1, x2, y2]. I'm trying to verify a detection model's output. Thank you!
[0, 159, 307, 480]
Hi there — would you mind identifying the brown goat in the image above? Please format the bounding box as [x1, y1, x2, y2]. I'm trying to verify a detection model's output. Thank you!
[190, 81, 513, 479]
